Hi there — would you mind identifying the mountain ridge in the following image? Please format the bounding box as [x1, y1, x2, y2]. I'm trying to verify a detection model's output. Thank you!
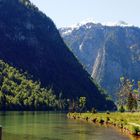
[0, 0, 115, 110]
[60, 19, 138, 36]
[59, 20, 140, 99]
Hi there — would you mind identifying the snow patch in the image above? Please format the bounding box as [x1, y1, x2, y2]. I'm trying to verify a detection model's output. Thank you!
[65, 18, 96, 30]
[61, 18, 96, 35]
[60, 28, 74, 36]
[62, 19, 136, 30]
[79, 43, 84, 51]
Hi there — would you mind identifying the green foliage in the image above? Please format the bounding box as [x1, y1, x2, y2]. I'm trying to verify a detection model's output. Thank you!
[106, 111, 110, 114]
[67, 97, 87, 113]
[127, 93, 135, 111]
[69, 112, 140, 136]
[118, 77, 139, 111]
[79, 97, 86, 112]
[120, 76, 125, 82]
[133, 89, 139, 95]
[79, 97, 86, 108]
[133, 99, 138, 110]
[130, 126, 140, 135]
[118, 105, 125, 113]
[0, 60, 61, 111]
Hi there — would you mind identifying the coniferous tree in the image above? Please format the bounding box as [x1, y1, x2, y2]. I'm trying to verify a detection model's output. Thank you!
[127, 93, 134, 111]
[118, 77, 139, 112]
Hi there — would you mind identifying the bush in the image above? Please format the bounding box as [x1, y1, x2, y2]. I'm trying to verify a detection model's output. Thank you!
[106, 111, 110, 114]
[98, 117, 104, 124]
[130, 126, 140, 135]
[105, 117, 110, 123]
[118, 105, 125, 113]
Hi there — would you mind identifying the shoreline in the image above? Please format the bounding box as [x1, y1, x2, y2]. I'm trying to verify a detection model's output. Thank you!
[67, 112, 140, 137]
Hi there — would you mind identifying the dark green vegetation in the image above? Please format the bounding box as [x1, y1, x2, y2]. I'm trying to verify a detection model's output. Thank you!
[68, 112, 140, 136]
[0, 60, 59, 110]
[60, 22, 140, 100]
[0, 0, 115, 110]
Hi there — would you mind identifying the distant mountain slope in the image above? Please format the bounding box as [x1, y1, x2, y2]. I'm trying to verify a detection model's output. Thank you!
[60, 20, 140, 99]
[0, 0, 115, 110]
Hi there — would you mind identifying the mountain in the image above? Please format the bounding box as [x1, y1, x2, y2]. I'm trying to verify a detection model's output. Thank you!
[59, 19, 140, 99]
[0, 0, 115, 110]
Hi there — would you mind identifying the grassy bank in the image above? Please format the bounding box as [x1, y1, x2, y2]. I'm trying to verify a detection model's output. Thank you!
[67, 112, 140, 136]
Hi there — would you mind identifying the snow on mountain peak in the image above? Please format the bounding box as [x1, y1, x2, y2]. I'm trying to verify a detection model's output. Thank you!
[68, 18, 96, 29]
[60, 18, 96, 36]
[60, 19, 135, 36]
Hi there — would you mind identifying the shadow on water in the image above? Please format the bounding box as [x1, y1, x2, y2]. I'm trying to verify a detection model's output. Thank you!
[4, 132, 63, 140]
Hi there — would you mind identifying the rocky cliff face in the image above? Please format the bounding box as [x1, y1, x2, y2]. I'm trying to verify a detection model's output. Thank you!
[60, 20, 140, 99]
[0, 0, 115, 110]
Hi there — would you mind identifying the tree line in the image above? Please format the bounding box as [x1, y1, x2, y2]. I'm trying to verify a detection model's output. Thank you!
[0, 60, 60, 110]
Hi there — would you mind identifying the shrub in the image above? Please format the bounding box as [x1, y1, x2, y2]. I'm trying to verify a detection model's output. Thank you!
[105, 117, 110, 123]
[130, 126, 140, 135]
[106, 111, 110, 114]
[97, 117, 104, 124]
[118, 105, 125, 113]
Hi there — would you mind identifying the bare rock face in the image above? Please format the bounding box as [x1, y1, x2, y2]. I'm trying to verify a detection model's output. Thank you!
[60, 21, 140, 99]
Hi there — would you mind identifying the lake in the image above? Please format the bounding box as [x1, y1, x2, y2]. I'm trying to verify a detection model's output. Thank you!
[0, 112, 138, 140]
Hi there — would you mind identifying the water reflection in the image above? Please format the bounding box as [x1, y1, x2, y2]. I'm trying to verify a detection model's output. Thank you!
[0, 112, 138, 140]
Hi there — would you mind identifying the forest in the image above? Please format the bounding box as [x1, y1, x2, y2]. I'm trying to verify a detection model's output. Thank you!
[0, 60, 59, 110]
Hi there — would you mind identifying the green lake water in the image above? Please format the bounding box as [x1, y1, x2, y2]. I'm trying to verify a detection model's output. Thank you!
[0, 112, 139, 140]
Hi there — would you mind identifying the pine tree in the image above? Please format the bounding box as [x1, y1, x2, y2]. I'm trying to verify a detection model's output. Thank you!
[127, 93, 134, 111]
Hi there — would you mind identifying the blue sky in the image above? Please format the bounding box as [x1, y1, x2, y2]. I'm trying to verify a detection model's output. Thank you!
[30, 0, 140, 28]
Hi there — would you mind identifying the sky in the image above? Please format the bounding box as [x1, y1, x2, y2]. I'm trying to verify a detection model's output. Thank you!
[30, 0, 140, 28]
